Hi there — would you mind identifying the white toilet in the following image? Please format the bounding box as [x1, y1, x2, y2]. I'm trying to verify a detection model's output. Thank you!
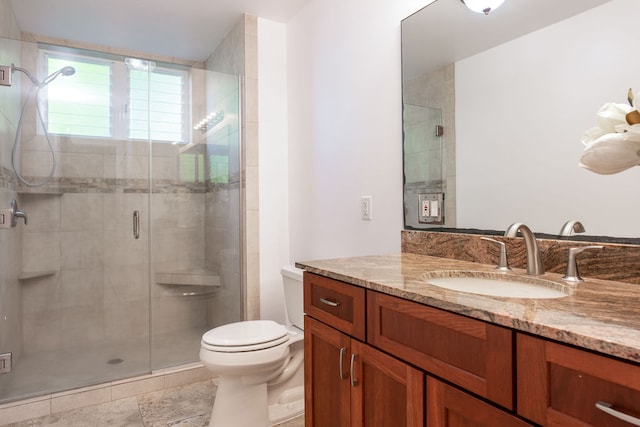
[199, 265, 305, 427]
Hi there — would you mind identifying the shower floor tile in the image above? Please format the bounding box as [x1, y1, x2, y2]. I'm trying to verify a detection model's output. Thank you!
[4, 379, 305, 427]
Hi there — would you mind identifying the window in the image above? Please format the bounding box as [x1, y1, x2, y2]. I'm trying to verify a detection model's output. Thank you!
[43, 48, 189, 143]
[46, 55, 111, 137]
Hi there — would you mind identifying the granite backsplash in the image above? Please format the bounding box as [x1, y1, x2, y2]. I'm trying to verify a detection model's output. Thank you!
[401, 230, 640, 285]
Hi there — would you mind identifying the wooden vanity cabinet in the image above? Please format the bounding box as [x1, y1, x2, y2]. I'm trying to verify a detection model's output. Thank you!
[304, 272, 529, 426]
[517, 333, 640, 426]
[304, 273, 424, 426]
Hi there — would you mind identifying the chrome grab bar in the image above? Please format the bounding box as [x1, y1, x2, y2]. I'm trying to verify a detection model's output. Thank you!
[133, 210, 140, 239]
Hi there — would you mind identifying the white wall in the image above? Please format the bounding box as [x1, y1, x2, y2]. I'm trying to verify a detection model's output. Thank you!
[257, 0, 433, 320]
[258, 18, 290, 323]
[286, 0, 433, 263]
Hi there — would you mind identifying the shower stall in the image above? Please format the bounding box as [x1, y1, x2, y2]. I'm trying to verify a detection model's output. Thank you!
[0, 35, 244, 403]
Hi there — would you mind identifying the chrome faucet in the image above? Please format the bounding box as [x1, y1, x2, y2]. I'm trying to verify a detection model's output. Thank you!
[559, 220, 585, 237]
[504, 223, 544, 276]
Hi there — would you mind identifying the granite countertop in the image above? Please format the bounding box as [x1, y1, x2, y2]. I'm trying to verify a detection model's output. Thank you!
[296, 253, 640, 364]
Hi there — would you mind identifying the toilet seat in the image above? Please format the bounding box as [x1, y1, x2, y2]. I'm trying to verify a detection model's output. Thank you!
[202, 320, 289, 352]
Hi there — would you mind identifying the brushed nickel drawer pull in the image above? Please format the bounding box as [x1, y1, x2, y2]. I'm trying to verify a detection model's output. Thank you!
[320, 297, 340, 307]
[339, 347, 347, 380]
[350, 354, 358, 387]
[596, 401, 640, 426]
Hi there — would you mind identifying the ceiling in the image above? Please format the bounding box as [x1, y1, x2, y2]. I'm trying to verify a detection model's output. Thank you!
[10, 0, 311, 62]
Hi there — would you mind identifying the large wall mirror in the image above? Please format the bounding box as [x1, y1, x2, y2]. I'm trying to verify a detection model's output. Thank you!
[402, 0, 640, 240]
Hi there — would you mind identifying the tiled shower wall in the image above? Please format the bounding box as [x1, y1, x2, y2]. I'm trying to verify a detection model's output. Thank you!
[403, 63, 456, 227]
[17, 137, 214, 354]
[205, 15, 259, 321]
[0, 0, 24, 361]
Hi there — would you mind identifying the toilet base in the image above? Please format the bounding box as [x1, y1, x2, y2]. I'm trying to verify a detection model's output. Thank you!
[210, 371, 304, 427]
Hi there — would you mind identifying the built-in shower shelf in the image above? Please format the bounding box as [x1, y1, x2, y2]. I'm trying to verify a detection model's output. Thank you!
[17, 190, 63, 196]
[18, 270, 57, 280]
[155, 269, 221, 287]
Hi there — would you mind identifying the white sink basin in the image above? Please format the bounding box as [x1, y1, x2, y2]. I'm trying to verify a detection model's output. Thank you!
[423, 272, 569, 299]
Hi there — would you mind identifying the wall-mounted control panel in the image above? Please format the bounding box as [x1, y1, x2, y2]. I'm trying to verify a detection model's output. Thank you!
[418, 193, 444, 224]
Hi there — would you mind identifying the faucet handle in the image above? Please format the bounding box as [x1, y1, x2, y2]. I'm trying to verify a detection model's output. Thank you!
[562, 245, 603, 283]
[481, 237, 511, 271]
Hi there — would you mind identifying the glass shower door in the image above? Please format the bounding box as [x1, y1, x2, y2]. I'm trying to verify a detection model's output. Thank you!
[150, 67, 243, 370]
[0, 37, 244, 404]
[0, 40, 151, 403]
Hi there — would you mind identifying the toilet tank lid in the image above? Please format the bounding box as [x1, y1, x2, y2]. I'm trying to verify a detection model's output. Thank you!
[281, 265, 303, 281]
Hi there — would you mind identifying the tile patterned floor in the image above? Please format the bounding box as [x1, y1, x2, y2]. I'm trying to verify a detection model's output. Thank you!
[4, 380, 304, 427]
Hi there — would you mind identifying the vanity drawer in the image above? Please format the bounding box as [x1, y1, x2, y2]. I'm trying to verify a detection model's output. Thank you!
[304, 272, 365, 341]
[367, 291, 513, 410]
[517, 333, 640, 426]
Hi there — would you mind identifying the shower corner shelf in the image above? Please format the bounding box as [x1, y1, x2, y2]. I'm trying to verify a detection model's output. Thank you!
[18, 270, 57, 281]
[155, 269, 221, 287]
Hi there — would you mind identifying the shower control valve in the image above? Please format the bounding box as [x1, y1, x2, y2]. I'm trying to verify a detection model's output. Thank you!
[0, 199, 28, 228]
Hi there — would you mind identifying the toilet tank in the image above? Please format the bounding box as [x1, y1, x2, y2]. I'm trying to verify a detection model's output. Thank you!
[281, 265, 304, 330]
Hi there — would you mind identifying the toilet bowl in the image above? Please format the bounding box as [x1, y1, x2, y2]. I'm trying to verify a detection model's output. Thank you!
[199, 265, 304, 427]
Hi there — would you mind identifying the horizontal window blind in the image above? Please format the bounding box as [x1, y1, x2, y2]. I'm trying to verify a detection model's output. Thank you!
[129, 69, 186, 142]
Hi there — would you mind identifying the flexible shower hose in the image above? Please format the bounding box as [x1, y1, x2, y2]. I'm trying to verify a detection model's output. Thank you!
[11, 82, 57, 187]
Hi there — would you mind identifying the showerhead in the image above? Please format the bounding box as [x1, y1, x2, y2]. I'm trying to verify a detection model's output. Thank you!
[42, 66, 76, 86]
[11, 64, 75, 87]
[60, 66, 76, 76]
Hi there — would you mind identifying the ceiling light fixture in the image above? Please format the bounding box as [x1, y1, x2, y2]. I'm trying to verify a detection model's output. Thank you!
[461, 0, 505, 15]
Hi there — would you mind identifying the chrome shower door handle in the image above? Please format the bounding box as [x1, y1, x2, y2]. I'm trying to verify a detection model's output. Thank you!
[132, 210, 140, 239]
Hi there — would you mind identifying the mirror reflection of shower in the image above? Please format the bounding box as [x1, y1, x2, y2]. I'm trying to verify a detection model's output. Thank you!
[9, 63, 76, 187]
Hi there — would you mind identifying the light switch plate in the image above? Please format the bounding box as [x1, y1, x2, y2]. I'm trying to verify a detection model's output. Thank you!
[361, 196, 372, 220]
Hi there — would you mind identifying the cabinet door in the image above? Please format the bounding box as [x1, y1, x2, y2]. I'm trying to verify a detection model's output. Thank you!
[517, 333, 640, 426]
[351, 339, 425, 427]
[368, 291, 513, 409]
[427, 377, 533, 427]
[305, 316, 352, 427]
